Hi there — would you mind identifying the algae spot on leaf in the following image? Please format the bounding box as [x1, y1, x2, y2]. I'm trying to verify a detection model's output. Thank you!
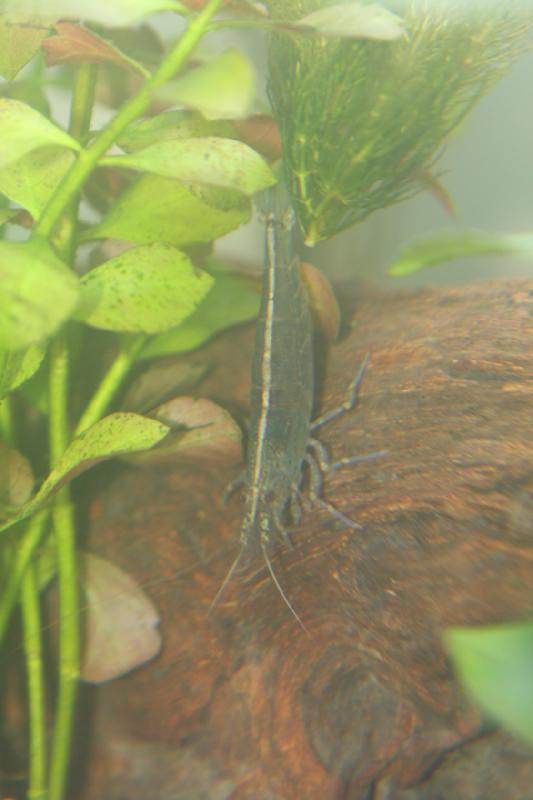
[0, 146, 75, 218]
[0, 413, 170, 534]
[117, 110, 235, 153]
[80, 174, 251, 247]
[101, 137, 276, 196]
[139, 266, 260, 359]
[0, 14, 50, 80]
[76, 243, 214, 333]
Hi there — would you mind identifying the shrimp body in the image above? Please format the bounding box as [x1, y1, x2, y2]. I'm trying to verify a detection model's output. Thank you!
[243, 188, 313, 551]
[210, 186, 378, 627]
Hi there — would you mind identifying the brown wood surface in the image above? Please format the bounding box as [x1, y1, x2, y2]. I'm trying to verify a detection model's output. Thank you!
[80, 279, 533, 800]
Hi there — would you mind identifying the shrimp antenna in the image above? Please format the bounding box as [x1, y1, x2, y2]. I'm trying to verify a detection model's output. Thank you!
[207, 547, 245, 617]
[261, 542, 309, 635]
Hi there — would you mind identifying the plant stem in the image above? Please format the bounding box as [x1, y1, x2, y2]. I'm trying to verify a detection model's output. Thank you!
[69, 63, 98, 145]
[34, 0, 225, 241]
[0, 511, 49, 646]
[0, 395, 14, 445]
[48, 332, 70, 468]
[52, 64, 98, 261]
[47, 332, 79, 800]
[43, 5, 223, 791]
[21, 562, 47, 800]
[47, 490, 79, 800]
[75, 335, 147, 435]
[47, 64, 98, 800]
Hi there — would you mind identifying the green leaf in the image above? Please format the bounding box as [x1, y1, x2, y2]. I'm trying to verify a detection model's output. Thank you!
[76, 243, 214, 333]
[445, 622, 533, 746]
[81, 174, 251, 246]
[0, 238, 79, 351]
[0, 14, 50, 80]
[0, 344, 45, 399]
[0, 98, 80, 169]
[388, 230, 533, 276]
[1, 71, 51, 117]
[0, 146, 75, 218]
[140, 267, 260, 358]
[117, 111, 235, 152]
[297, 2, 406, 41]
[0, 0, 185, 27]
[122, 359, 208, 413]
[102, 138, 276, 196]
[0, 412, 170, 533]
[162, 49, 255, 120]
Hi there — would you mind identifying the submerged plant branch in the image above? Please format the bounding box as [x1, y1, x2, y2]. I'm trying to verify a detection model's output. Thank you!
[75, 335, 147, 435]
[47, 491, 79, 800]
[22, 562, 47, 800]
[46, 61, 98, 800]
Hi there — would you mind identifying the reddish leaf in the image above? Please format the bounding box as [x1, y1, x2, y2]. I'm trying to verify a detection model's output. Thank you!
[43, 22, 145, 75]
[234, 115, 282, 163]
[122, 360, 208, 414]
[81, 553, 162, 684]
[128, 396, 243, 468]
[300, 261, 341, 343]
[418, 169, 458, 221]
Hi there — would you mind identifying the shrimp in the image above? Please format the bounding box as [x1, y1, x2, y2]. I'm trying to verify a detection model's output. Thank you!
[210, 185, 381, 630]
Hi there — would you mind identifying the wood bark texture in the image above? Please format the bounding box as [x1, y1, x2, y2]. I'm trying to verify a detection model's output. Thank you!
[79, 279, 533, 800]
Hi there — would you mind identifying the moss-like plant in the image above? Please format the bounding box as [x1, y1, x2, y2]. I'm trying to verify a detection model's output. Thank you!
[267, 0, 531, 243]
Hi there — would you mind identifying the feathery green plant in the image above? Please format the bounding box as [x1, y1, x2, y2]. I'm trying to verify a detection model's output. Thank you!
[267, 0, 532, 243]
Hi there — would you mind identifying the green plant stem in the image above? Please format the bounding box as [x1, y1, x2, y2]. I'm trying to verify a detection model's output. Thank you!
[0, 395, 14, 445]
[47, 333, 79, 800]
[34, 0, 225, 241]
[70, 63, 98, 146]
[75, 335, 147, 435]
[47, 490, 78, 800]
[53, 64, 98, 261]
[0, 511, 49, 646]
[47, 64, 98, 800]
[43, 6, 223, 790]
[21, 562, 47, 800]
[48, 332, 70, 468]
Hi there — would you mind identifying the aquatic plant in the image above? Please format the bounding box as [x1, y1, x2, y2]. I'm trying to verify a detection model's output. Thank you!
[267, 0, 532, 243]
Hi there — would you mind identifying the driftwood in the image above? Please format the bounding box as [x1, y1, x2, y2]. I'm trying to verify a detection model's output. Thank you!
[80, 279, 533, 800]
